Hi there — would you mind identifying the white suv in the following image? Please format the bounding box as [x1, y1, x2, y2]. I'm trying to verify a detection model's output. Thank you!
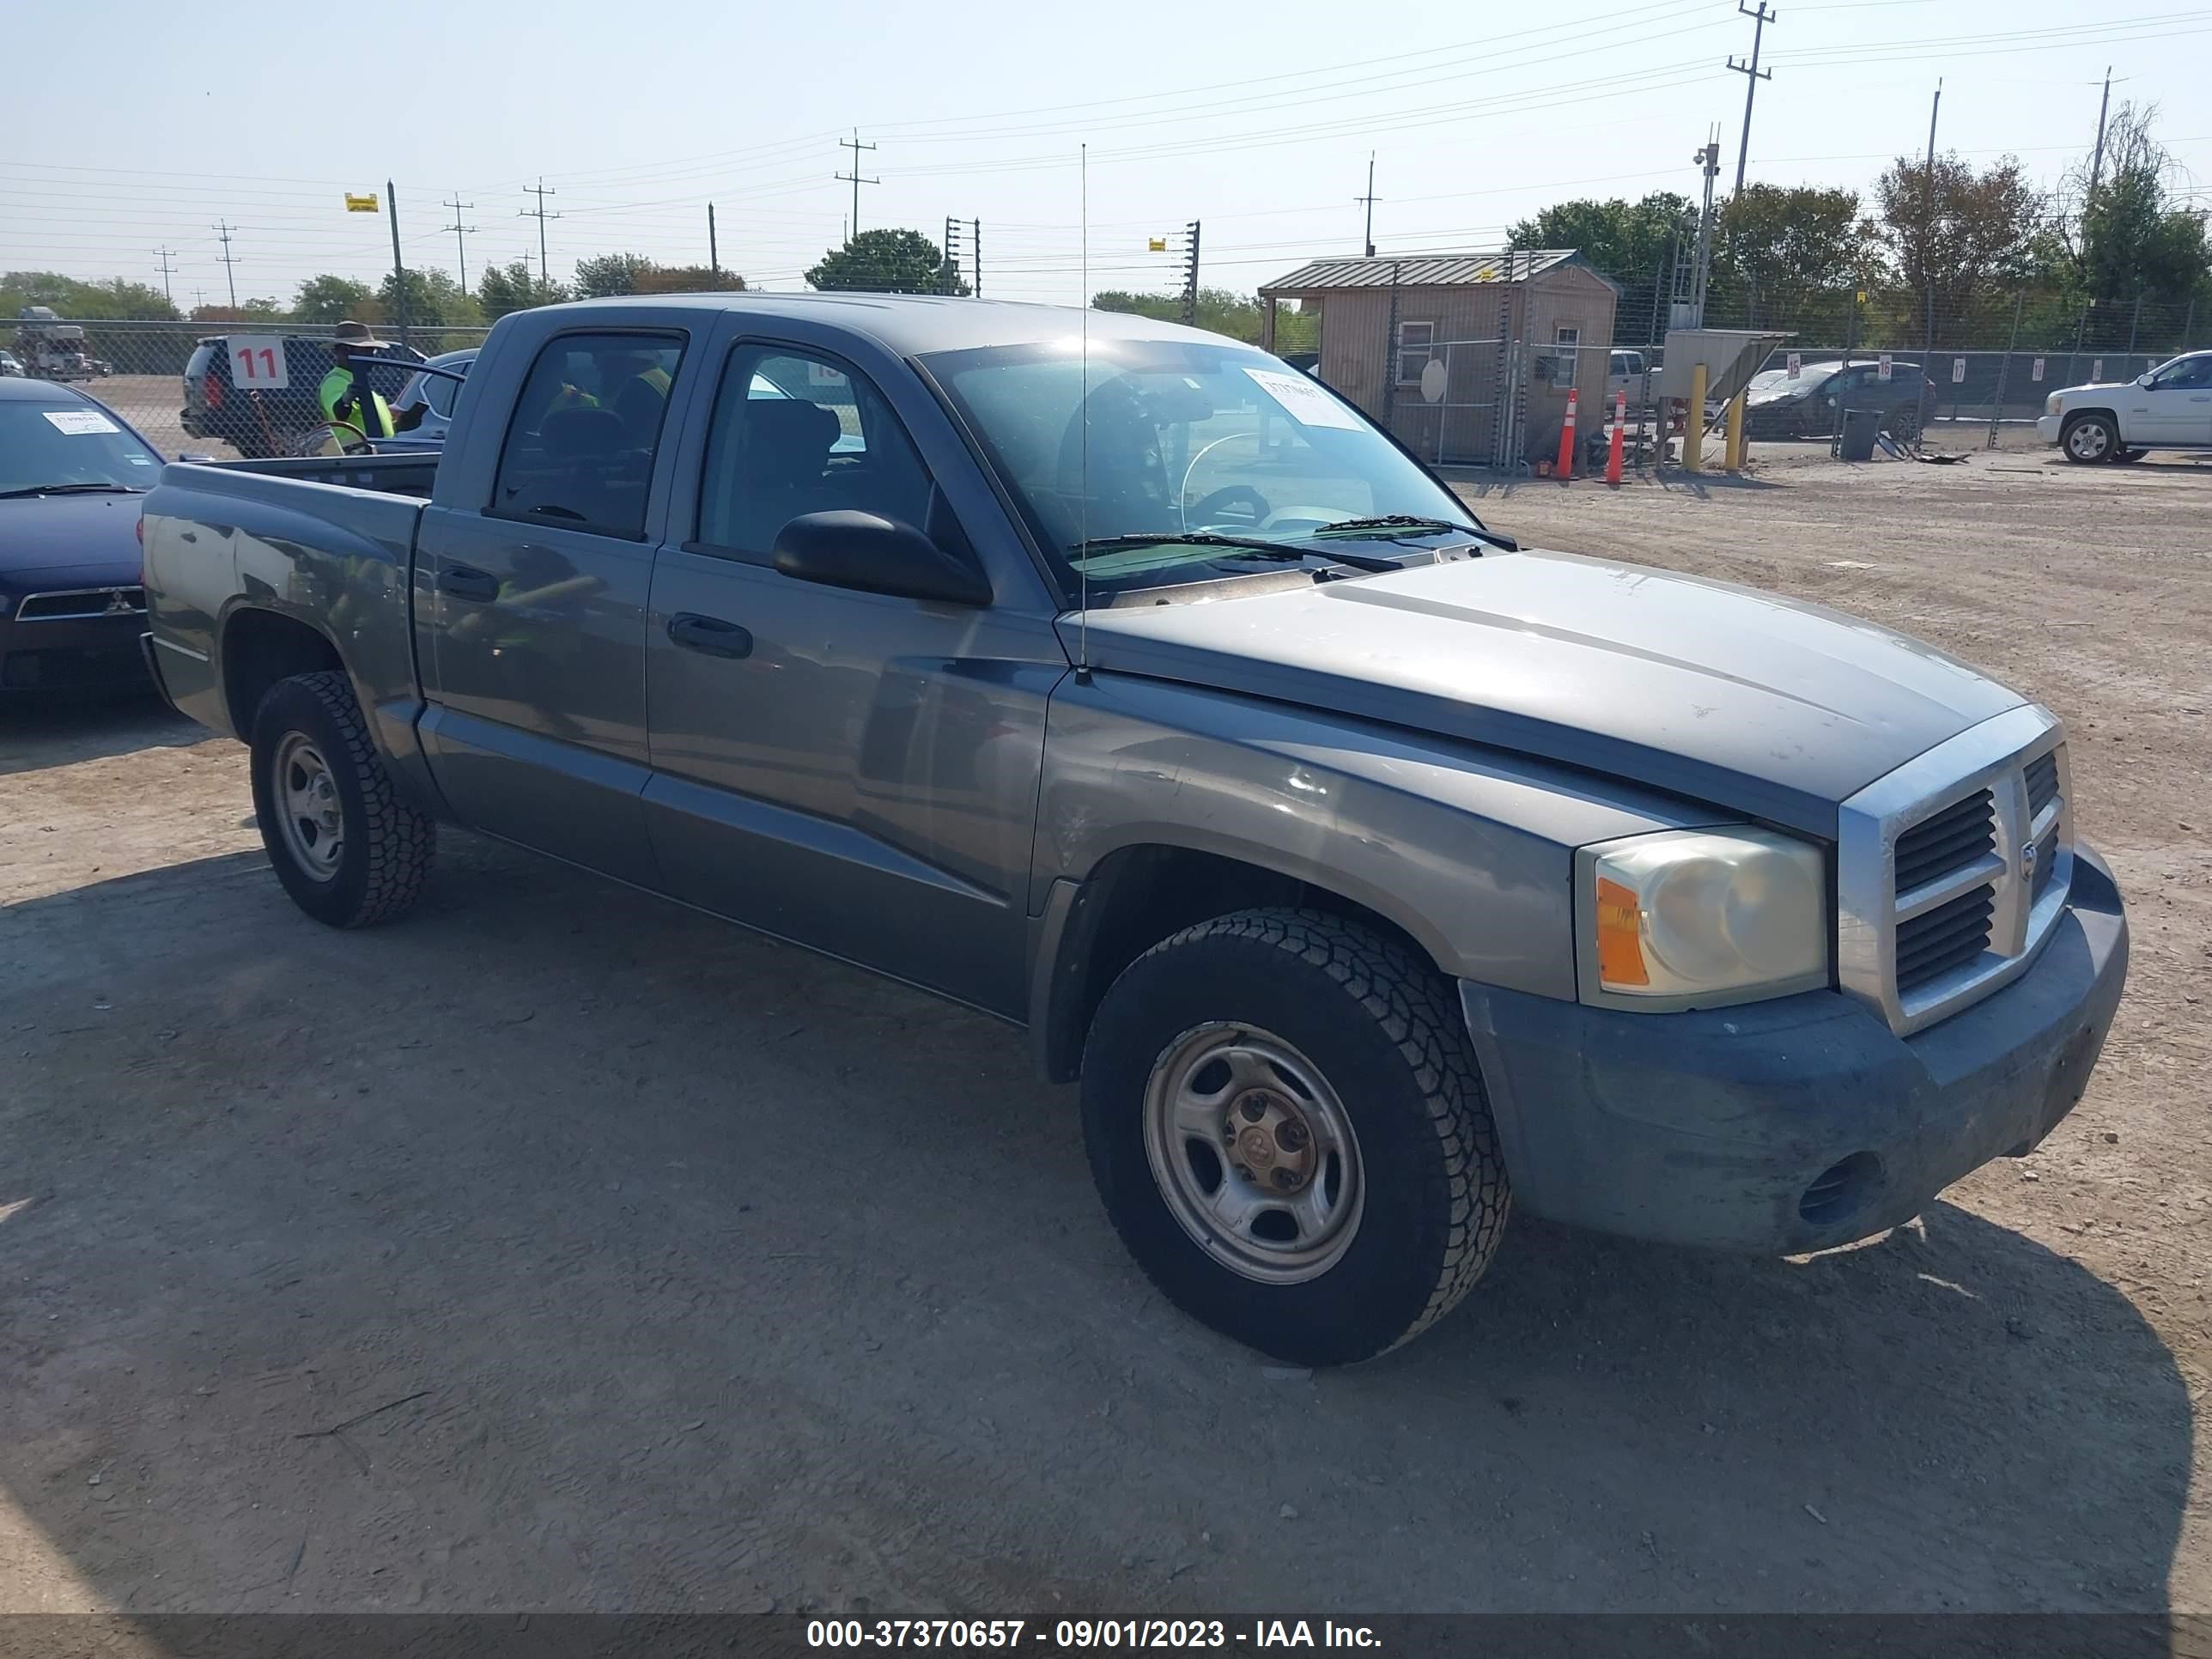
[2039, 350, 2212, 463]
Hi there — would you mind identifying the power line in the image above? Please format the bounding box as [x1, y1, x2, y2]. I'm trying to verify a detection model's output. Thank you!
[1355, 152, 1378, 258]
[153, 246, 178, 303]
[212, 220, 240, 307]
[836, 131, 879, 242]
[520, 178, 561, 283]
[1728, 2, 1776, 195]
[442, 192, 477, 290]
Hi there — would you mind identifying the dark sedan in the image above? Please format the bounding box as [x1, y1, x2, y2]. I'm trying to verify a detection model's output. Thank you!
[1744, 359, 1939, 443]
[0, 378, 161, 695]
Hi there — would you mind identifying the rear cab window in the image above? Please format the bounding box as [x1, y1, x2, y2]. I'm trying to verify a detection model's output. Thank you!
[490, 331, 685, 540]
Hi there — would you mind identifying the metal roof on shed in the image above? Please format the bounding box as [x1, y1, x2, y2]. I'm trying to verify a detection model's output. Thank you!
[1261, 249, 1582, 294]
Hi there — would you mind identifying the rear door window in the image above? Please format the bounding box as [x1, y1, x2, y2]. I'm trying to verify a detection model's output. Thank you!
[490, 331, 685, 540]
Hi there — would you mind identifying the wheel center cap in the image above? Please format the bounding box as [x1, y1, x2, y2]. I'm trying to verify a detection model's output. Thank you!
[1236, 1125, 1277, 1169]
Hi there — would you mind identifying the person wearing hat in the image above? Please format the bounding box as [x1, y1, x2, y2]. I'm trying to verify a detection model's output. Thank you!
[317, 320, 396, 443]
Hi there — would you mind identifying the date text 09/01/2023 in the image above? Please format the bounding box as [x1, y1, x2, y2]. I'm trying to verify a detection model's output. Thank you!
[805, 1620, 1383, 1650]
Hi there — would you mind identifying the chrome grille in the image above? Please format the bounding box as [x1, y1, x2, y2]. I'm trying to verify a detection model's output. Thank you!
[11, 586, 147, 623]
[1838, 706, 2073, 1037]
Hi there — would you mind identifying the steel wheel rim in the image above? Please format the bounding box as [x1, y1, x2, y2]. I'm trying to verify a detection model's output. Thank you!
[2068, 422, 2109, 460]
[1141, 1022, 1365, 1285]
[271, 732, 344, 882]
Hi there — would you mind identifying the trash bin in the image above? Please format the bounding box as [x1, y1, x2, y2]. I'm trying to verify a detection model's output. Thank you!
[1838, 404, 1881, 462]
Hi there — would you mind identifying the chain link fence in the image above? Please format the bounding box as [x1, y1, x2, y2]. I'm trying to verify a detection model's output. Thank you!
[9, 316, 490, 460]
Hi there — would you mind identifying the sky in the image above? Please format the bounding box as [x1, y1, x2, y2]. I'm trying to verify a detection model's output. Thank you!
[7, 0, 2209, 312]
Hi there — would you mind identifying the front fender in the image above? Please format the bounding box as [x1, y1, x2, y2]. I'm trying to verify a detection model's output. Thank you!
[1033, 671, 1732, 999]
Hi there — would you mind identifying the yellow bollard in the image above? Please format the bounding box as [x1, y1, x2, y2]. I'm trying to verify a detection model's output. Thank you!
[1685, 363, 1707, 472]
[1724, 388, 1747, 471]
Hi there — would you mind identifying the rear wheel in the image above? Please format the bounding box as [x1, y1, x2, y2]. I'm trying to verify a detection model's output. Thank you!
[1080, 909, 1509, 1365]
[2061, 412, 2119, 464]
[250, 670, 434, 927]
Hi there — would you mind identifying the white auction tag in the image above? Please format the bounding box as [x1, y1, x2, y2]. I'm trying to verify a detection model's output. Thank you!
[2032, 358, 2045, 382]
[1952, 357, 1966, 383]
[1877, 355, 1893, 382]
[1786, 353, 1802, 378]
[42, 410, 121, 435]
[1243, 366, 1363, 429]
[228, 336, 290, 391]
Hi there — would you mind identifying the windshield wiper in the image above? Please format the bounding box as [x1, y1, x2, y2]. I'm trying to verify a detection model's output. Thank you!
[0, 483, 146, 499]
[1072, 531, 1406, 574]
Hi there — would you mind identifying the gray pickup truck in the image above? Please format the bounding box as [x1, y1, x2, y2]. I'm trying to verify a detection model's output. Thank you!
[141, 295, 2129, 1365]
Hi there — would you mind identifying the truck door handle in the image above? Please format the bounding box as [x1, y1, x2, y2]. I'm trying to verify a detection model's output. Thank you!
[668, 612, 753, 659]
[438, 566, 500, 603]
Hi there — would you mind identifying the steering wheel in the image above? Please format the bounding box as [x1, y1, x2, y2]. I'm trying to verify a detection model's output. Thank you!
[1188, 484, 1271, 529]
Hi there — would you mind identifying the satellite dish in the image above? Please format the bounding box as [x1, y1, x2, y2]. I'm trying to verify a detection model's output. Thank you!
[1419, 357, 1447, 404]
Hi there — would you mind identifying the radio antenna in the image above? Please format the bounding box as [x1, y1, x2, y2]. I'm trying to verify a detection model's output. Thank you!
[1075, 141, 1091, 683]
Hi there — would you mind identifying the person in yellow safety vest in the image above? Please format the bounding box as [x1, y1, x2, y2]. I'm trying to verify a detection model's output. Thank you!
[317, 320, 397, 448]
[607, 350, 673, 444]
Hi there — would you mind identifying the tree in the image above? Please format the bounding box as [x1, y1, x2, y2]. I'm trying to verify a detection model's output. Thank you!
[807, 229, 966, 295]
[295, 275, 374, 325]
[0, 271, 180, 321]
[191, 299, 286, 324]
[1711, 184, 1874, 332]
[2073, 104, 2212, 307]
[478, 258, 568, 320]
[377, 268, 480, 329]
[635, 264, 744, 294]
[574, 252, 659, 299]
[1874, 153, 2046, 337]
[1091, 287, 1316, 350]
[1508, 193, 1698, 335]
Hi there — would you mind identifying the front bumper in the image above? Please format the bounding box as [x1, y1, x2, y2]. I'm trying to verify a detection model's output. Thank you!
[2036, 413, 2063, 445]
[1458, 847, 2128, 1254]
[0, 612, 153, 694]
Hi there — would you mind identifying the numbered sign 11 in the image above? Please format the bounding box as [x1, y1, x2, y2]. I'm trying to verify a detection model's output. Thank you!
[228, 336, 290, 392]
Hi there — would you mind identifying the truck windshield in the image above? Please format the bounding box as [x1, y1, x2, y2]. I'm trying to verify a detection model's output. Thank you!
[0, 400, 160, 495]
[921, 339, 1473, 596]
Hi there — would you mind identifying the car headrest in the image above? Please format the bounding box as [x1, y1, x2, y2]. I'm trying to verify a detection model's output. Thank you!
[743, 398, 842, 471]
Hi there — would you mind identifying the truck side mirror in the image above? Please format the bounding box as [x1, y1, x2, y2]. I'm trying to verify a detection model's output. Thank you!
[773, 510, 993, 608]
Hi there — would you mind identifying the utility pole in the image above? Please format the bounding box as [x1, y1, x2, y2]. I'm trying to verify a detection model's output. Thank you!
[520, 179, 561, 284]
[1356, 151, 1378, 258]
[708, 204, 719, 283]
[1923, 82, 1941, 358]
[387, 180, 410, 348]
[1727, 2, 1775, 196]
[942, 216, 965, 294]
[154, 247, 179, 305]
[2088, 67, 2114, 195]
[1689, 137, 1721, 326]
[442, 192, 477, 291]
[1181, 221, 1201, 326]
[972, 217, 982, 297]
[836, 130, 879, 244]
[213, 221, 240, 309]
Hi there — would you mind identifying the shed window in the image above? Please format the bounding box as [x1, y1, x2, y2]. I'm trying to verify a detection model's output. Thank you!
[1395, 321, 1434, 386]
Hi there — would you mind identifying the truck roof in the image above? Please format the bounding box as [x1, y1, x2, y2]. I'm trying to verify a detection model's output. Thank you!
[545, 292, 1231, 356]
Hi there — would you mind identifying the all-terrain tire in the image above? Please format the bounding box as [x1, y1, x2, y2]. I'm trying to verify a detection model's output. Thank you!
[249, 670, 435, 928]
[1080, 908, 1509, 1365]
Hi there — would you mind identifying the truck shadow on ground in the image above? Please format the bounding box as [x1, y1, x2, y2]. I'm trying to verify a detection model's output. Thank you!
[0, 841, 2187, 1615]
[1449, 470, 1786, 504]
[0, 693, 203, 780]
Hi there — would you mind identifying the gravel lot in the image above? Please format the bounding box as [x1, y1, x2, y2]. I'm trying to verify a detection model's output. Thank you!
[2, 439, 2207, 1617]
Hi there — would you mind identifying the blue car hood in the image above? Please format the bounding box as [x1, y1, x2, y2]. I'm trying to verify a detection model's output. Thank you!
[0, 492, 147, 584]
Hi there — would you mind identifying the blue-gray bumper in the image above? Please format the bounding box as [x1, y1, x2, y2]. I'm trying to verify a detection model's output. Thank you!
[1458, 847, 2130, 1254]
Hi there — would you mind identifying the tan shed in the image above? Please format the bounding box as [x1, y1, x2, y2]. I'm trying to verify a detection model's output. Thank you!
[1260, 251, 1621, 468]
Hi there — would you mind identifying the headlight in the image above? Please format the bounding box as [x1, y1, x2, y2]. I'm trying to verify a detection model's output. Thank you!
[2045, 392, 2063, 416]
[1579, 829, 1828, 1009]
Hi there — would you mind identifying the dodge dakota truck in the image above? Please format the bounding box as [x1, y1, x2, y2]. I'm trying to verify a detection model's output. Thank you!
[140, 295, 2130, 1365]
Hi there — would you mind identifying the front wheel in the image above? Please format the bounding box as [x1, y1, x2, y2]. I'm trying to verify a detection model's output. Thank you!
[1080, 909, 1509, 1365]
[2061, 412, 2119, 464]
[250, 670, 435, 927]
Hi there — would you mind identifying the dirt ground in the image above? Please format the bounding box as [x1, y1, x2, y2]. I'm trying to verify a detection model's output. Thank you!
[2, 436, 2207, 1619]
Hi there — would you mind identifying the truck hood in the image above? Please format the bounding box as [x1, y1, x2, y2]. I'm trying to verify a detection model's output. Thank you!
[1062, 549, 2026, 837]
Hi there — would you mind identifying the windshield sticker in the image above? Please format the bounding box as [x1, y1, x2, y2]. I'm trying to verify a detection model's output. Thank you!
[127, 453, 155, 465]
[1243, 367, 1364, 430]
[43, 410, 122, 436]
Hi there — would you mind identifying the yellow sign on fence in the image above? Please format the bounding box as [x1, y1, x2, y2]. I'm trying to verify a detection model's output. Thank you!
[1147, 237, 1167, 252]
[344, 192, 380, 214]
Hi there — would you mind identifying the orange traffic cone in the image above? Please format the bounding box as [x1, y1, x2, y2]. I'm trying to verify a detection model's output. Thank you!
[1555, 387, 1578, 482]
[1605, 389, 1626, 487]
